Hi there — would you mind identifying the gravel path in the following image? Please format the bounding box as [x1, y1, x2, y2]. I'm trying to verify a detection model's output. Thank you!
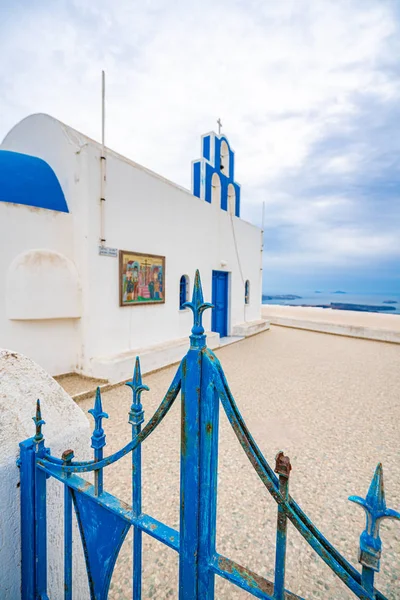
[78, 326, 400, 599]
[55, 374, 107, 397]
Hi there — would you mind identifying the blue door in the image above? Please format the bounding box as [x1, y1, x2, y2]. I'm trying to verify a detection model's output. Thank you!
[212, 271, 229, 337]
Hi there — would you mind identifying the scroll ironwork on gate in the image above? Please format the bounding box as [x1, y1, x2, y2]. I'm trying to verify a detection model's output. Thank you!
[19, 270, 399, 600]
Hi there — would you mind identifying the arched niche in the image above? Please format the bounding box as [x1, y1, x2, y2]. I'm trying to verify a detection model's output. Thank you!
[220, 140, 230, 177]
[6, 250, 81, 320]
[227, 183, 236, 215]
[211, 172, 221, 207]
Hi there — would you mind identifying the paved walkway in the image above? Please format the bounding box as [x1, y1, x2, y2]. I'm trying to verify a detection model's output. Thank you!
[78, 327, 400, 599]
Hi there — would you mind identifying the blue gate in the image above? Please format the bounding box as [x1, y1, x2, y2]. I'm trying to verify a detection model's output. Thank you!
[19, 270, 399, 599]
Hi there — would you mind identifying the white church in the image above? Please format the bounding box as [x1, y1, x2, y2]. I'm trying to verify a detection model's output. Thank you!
[0, 114, 268, 382]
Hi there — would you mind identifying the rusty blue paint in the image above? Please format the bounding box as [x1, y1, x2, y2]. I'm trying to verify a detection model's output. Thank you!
[126, 357, 149, 600]
[42, 365, 182, 473]
[349, 463, 400, 594]
[273, 452, 291, 600]
[210, 553, 303, 600]
[19, 270, 399, 600]
[63, 449, 74, 600]
[182, 268, 213, 350]
[72, 488, 131, 599]
[197, 352, 219, 598]
[33, 398, 45, 443]
[88, 387, 108, 496]
[179, 349, 202, 598]
[19, 439, 36, 600]
[136, 514, 180, 551]
[35, 412, 48, 599]
[212, 363, 379, 599]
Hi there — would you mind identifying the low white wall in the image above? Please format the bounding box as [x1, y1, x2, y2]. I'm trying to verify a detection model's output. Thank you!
[232, 319, 270, 337]
[261, 305, 400, 344]
[91, 330, 221, 383]
[0, 349, 91, 600]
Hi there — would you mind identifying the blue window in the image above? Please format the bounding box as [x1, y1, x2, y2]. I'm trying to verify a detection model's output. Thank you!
[180, 275, 189, 309]
[245, 280, 250, 305]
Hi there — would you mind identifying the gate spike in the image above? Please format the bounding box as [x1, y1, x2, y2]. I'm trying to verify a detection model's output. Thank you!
[32, 399, 45, 443]
[182, 269, 213, 348]
[126, 356, 149, 426]
[126, 356, 149, 402]
[88, 387, 108, 450]
[349, 463, 400, 572]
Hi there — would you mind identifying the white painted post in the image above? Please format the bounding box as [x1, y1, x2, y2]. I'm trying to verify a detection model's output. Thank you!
[100, 69, 107, 245]
[0, 349, 91, 600]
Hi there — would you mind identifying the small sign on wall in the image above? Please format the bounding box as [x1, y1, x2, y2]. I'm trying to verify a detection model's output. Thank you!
[99, 246, 118, 257]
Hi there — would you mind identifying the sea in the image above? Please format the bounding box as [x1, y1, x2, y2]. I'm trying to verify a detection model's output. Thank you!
[262, 292, 400, 315]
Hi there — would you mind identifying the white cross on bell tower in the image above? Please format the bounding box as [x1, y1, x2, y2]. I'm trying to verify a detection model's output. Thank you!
[217, 118, 222, 135]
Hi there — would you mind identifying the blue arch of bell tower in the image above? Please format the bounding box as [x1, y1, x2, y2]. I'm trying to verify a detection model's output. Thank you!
[192, 132, 241, 217]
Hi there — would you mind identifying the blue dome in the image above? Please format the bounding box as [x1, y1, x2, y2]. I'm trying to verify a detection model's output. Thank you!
[0, 150, 68, 213]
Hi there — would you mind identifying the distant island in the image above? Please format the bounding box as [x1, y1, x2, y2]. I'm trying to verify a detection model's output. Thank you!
[329, 302, 394, 313]
[284, 302, 396, 313]
[262, 294, 399, 314]
[262, 294, 302, 301]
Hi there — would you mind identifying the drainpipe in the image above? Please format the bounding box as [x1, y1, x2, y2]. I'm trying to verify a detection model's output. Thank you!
[100, 70, 106, 245]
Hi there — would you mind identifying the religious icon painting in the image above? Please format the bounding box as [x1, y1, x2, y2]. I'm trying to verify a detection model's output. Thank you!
[119, 250, 165, 306]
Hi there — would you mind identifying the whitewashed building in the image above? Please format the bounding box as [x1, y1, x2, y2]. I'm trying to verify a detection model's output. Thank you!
[0, 114, 267, 381]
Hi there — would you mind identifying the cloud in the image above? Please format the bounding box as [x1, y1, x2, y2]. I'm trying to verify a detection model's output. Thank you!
[0, 0, 399, 291]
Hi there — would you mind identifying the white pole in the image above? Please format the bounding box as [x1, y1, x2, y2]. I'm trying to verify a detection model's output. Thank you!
[261, 201, 265, 252]
[261, 201, 265, 235]
[100, 70, 106, 245]
[260, 201, 265, 304]
[102, 70, 105, 152]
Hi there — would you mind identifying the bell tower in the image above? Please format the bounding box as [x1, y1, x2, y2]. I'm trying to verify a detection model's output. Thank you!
[191, 130, 241, 217]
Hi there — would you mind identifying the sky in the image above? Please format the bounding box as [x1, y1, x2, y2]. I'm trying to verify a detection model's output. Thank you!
[1, 0, 399, 293]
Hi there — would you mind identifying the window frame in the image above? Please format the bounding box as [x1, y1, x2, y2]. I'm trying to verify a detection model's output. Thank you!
[244, 280, 250, 305]
[179, 275, 190, 310]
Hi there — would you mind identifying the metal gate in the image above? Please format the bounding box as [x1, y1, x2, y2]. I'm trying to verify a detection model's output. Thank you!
[19, 270, 399, 599]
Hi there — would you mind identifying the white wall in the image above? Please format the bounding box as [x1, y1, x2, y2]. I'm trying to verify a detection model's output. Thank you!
[0, 348, 90, 600]
[0, 203, 80, 374]
[7, 249, 81, 320]
[1, 114, 263, 377]
[80, 139, 262, 373]
[0, 114, 89, 375]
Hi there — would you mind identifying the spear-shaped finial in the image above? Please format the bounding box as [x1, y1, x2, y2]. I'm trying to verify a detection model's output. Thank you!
[182, 270, 213, 349]
[32, 399, 45, 444]
[126, 356, 149, 426]
[88, 387, 109, 450]
[349, 463, 400, 572]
